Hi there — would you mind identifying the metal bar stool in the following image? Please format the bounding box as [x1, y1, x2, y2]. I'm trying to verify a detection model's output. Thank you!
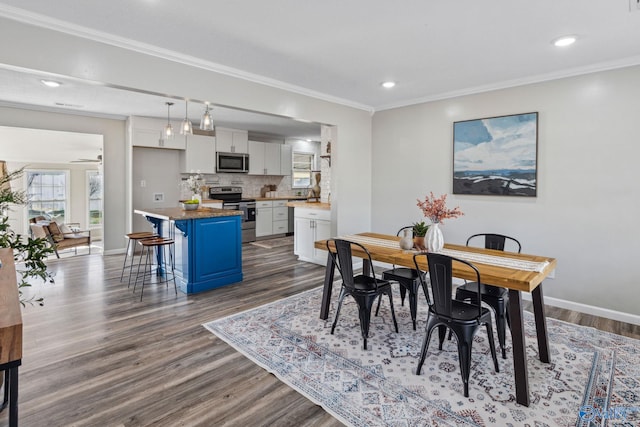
[132, 237, 177, 301]
[120, 231, 158, 286]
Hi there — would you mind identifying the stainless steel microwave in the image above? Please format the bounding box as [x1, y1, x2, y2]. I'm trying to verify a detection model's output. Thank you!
[216, 152, 249, 173]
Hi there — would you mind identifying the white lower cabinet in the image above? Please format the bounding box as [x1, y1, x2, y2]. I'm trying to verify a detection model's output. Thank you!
[293, 207, 331, 265]
[256, 200, 289, 237]
[256, 201, 273, 237]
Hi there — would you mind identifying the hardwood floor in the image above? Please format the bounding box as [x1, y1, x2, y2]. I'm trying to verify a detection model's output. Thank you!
[4, 244, 639, 426]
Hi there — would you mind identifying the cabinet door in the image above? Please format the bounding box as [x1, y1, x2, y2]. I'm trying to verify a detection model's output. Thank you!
[232, 130, 248, 153]
[256, 207, 273, 237]
[294, 217, 313, 259]
[313, 219, 332, 264]
[216, 128, 248, 153]
[248, 140, 265, 175]
[180, 134, 216, 174]
[280, 144, 292, 175]
[264, 143, 281, 175]
[272, 220, 288, 235]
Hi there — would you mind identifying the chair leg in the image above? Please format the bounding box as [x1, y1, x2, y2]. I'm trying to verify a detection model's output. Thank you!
[495, 309, 508, 359]
[408, 284, 418, 330]
[374, 294, 382, 317]
[330, 288, 347, 335]
[355, 296, 374, 350]
[438, 325, 447, 350]
[485, 321, 500, 373]
[455, 338, 473, 397]
[416, 319, 436, 375]
[120, 239, 132, 281]
[386, 291, 399, 333]
[399, 285, 407, 306]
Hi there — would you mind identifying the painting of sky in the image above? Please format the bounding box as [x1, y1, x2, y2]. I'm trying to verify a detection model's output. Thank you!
[453, 112, 537, 196]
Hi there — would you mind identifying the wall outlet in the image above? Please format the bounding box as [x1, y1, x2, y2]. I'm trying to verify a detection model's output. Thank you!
[630, 0, 640, 12]
[140, 180, 146, 187]
[153, 193, 164, 202]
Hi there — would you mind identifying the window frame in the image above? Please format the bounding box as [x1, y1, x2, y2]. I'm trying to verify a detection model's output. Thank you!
[292, 151, 315, 189]
[24, 169, 70, 224]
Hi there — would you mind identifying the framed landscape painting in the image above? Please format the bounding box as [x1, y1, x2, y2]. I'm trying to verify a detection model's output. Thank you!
[453, 112, 538, 197]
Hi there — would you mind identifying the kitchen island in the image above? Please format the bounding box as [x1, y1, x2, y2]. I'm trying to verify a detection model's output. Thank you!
[134, 207, 243, 294]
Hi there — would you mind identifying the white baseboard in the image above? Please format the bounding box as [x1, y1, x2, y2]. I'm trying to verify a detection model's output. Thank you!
[520, 293, 640, 326]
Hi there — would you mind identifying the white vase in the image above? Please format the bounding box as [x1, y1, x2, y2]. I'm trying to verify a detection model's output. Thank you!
[399, 229, 413, 250]
[426, 222, 444, 252]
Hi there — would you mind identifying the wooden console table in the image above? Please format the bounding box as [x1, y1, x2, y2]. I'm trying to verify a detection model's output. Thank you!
[0, 248, 22, 426]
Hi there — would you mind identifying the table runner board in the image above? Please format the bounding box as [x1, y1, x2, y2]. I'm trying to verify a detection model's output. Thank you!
[339, 234, 549, 272]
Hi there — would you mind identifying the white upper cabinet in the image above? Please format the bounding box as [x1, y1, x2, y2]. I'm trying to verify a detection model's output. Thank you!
[280, 144, 292, 175]
[180, 133, 216, 174]
[215, 127, 248, 153]
[248, 141, 288, 176]
[129, 116, 186, 150]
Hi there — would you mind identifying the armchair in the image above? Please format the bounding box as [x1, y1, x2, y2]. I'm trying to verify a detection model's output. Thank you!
[29, 221, 91, 258]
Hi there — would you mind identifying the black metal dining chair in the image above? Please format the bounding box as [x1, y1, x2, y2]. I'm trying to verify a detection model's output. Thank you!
[327, 239, 399, 350]
[375, 226, 429, 330]
[454, 233, 521, 359]
[414, 252, 499, 397]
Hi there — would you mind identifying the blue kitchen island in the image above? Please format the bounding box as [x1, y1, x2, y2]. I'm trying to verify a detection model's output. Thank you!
[134, 206, 243, 294]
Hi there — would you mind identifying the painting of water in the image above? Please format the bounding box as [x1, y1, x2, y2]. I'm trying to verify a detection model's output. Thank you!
[453, 112, 538, 196]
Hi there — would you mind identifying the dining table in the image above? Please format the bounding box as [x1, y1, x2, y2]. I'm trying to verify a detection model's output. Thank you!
[314, 232, 558, 407]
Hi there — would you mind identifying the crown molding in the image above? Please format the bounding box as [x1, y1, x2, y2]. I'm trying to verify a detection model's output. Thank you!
[375, 56, 640, 112]
[0, 5, 374, 114]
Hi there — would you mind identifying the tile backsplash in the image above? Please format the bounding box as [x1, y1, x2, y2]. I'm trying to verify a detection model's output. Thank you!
[182, 173, 295, 199]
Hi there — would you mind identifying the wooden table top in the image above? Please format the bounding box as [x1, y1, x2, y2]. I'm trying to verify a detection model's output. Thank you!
[315, 232, 557, 293]
[0, 248, 23, 364]
[134, 207, 242, 221]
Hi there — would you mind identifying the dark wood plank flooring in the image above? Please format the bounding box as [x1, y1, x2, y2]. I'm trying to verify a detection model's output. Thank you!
[4, 243, 639, 426]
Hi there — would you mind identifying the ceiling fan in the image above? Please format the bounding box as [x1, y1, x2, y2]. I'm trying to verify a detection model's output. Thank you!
[71, 154, 103, 164]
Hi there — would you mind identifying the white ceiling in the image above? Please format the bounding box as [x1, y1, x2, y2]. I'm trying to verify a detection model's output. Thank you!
[1, 0, 640, 139]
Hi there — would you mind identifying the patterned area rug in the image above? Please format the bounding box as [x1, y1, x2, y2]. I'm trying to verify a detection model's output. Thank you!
[249, 236, 294, 249]
[203, 287, 640, 426]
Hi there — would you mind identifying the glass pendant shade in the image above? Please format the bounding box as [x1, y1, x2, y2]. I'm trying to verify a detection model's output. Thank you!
[180, 100, 193, 135]
[164, 102, 174, 140]
[200, 104, 214, 131]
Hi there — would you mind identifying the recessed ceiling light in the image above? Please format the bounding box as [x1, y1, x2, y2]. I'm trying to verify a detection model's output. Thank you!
[41, 79, 62, 88]
[381, 81, 396, 89]
[553, 35, 577, 47]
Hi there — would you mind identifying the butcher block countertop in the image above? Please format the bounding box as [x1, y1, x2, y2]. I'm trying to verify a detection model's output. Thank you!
[286, 201, 331, 210]
[134, 207, 242, 221]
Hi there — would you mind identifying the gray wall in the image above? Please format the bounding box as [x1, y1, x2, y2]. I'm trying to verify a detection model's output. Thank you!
[372, 65, 640, 320]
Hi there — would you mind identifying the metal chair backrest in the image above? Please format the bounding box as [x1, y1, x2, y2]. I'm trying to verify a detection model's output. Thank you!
[327, 239, 378, 290]
[466, 233, 521, 253]
[414, 252, 483, 321]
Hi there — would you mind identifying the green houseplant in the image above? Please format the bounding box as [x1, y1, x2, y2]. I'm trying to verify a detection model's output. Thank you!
[412, 221, 429, 250]
[0, 166, 55, 305]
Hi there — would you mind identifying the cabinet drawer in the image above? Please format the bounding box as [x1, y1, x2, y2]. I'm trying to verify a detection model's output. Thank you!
[294, 207, 330, 222]
[273, 206, 288, 220]
[256, 200, 273, 208]
[273, 220, 288, 234]
[273, 200, 287, 207]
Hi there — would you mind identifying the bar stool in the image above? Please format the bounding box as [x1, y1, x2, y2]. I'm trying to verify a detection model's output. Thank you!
[121, 231, 158, 286]
[132, 237, 177, 301]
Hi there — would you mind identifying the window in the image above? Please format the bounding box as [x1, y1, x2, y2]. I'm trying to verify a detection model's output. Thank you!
[292, 152, 314, 188]
[26, 170, 68, 223]
[87, 171, 103, 226]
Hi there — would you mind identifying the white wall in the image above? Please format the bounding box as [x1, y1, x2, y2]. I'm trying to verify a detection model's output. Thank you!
[372, 65, 640, 319]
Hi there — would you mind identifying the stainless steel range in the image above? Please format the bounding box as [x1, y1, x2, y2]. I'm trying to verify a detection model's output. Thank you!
[209, 186, 256, 243]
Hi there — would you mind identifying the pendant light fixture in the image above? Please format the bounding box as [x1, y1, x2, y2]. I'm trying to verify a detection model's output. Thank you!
[200, 103, 214, 131]
[180, 100, 193, 135]
[163, 102, 174, 140]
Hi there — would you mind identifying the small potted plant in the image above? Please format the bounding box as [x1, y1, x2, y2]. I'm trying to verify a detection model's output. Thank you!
[412, 221, 429, 250]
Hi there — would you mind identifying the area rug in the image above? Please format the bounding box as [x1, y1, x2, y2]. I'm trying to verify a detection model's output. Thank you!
[249, 236, 294, 249]
[203, 287, 640, 426]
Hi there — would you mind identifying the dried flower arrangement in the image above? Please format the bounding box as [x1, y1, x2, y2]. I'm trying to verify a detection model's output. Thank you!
[416, 192, 464, 224]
